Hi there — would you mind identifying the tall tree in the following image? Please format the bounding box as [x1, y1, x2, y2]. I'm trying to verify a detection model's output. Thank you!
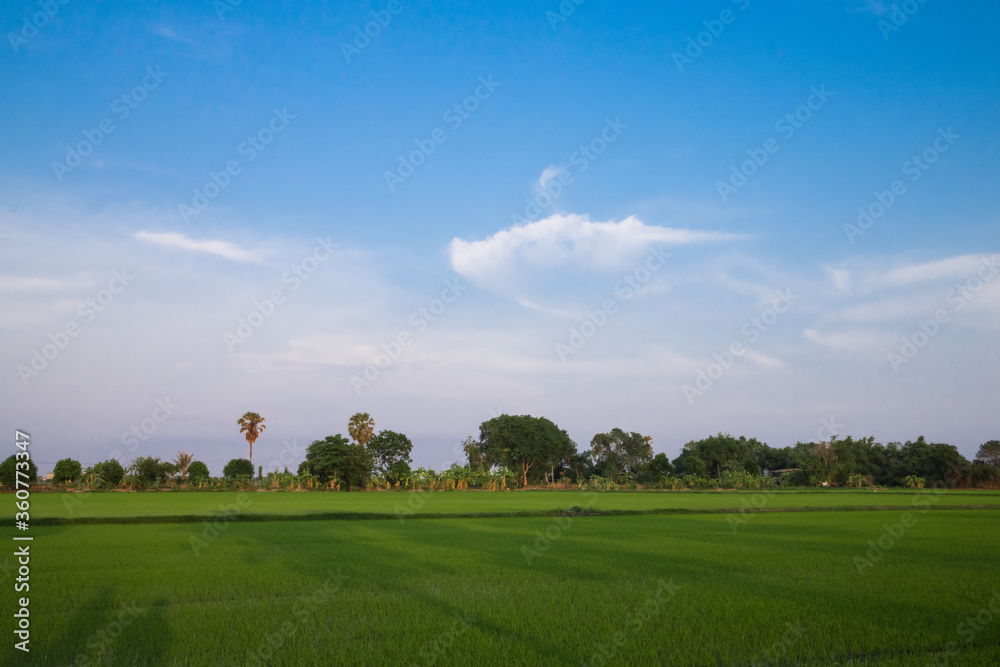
[975, 440, 1000, 467]
[304, 434, 373, 491]
[590, 429, 653, 483]
[463, 436, 489, 470]
[237, 412, 266, 466]
[366, 430, 413, 473]
[479, 414, 576, 487]
[348, 412, 375, 447]
[173, 450, 194, 482]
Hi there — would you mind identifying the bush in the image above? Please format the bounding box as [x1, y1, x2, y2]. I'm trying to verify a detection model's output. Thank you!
[188, 461, 210, 484]
[0, 455, 37, 490]
[53, 458, 83, 483]
[130, 456, 174, 484]
[223, 458, 254, 480]
[89, 459, 125, 487]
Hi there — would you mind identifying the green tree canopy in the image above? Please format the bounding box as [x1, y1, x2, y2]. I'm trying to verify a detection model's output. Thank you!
[0, 455, 37, 490]
[130, 456, 175, 484]
[188, 461, 210, 483]
[975, 440, 1000, 467]
[303, 434, 373, 490]
[590, 428, 653, 483]
[479, 414, 576, 487]
[366, 429, 413, 474]
[53, 458, 83, 483]
[89, 459, 125, 487]
[222, 458, 254, 480]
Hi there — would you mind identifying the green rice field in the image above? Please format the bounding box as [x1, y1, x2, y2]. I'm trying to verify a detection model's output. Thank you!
[3, 491, 999, 665]
[12, 488, 1000, 521]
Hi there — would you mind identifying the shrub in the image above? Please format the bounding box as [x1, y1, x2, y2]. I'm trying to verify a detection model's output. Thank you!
[130, 456, 174, 484]
[53, 458, 83, 483]
[0, 455, 37, 490]
[223, 458, 254, 480]
[188, 461, 210, 484]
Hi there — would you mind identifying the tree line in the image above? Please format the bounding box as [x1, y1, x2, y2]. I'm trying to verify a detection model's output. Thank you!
[3, 411, 998, 491]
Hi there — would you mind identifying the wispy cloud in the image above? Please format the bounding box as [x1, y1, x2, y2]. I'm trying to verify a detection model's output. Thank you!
[134, 231, 260, 262]
[448, 213, 740, 309]
[846, 0, 886, 15]
[0, 276, 82, 294]
[451, 213, 737, 279]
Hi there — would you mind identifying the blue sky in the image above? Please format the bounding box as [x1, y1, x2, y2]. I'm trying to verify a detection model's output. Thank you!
[2, 0, 998, 474]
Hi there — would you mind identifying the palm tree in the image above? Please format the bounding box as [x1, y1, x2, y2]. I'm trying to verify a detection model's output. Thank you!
[173, 451, 194, 483]
[348, 412, 375, 447]
[237, 412, 266, 466]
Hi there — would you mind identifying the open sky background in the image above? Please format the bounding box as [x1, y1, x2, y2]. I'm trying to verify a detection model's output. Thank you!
[1, 0, 997, 474]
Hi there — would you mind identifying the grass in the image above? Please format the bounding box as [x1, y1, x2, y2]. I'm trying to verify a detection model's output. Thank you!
[2, 493, 999, 665]
[13, 487, 1000, 521]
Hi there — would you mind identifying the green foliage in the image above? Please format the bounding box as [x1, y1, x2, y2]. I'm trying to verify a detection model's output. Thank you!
[479, 414, 577, 487]
[672, 433, 768, 479]
[590, 428, 653, 483]
[187, 461, 210, 484]
[386, 460, 411, 485]
[53, 457, 83, 483]
[303, 435, 373, 490]
[645, 453, 674, 483]
[366, 429, 413, 474]
[130, 456, 175, 484]
[88, 459, 125, 487]
[223, 458, 254, 480]
[0, 455, 37, 490]
[974, 440, 1000, 467]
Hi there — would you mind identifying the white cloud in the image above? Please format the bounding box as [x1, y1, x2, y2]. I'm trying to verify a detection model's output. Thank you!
[134, 231, 260, 262]
[448, 214, 739, 304]
[804, 328, 892, 351]
[825, 267, 851, 294]
[0, 276, 82, 294]
[535, 165, 566, 194]
[876, 254, 995, 289]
